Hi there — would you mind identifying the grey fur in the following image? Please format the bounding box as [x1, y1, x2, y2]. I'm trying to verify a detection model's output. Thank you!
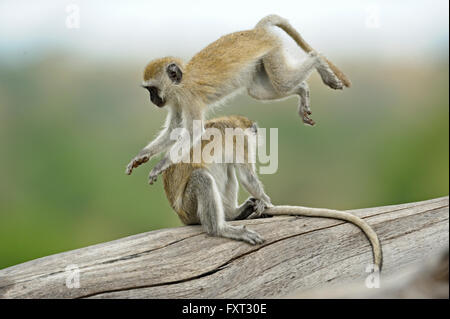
[183, 167, 267, 245]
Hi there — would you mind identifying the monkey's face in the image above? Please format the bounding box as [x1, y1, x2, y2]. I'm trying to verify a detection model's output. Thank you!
[142, 85, 166, 107]
[142, 57, 184, 108]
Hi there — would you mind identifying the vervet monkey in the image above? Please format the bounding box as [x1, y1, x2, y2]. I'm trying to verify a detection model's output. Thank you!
[126, 14, 351, 184]
[160, 115, 382, 269]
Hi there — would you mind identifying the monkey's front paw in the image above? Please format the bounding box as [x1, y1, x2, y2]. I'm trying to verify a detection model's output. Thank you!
[148, 168, 160, 185]
[126, 155, 149, 175]
[148, 158, 170, 185]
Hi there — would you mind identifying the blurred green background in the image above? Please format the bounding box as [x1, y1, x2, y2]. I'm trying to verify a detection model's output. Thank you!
[0, 1, 448, 269]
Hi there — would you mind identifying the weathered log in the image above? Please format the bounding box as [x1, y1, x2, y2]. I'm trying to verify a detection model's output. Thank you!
[0, 196, 448, 299]
[288, 247, 449, 298]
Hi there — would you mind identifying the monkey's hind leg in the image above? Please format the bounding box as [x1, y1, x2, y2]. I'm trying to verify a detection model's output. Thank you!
[250, 50, 332, 125]
[263, 50, 321, 95]
[248, 64, 314, 125]
[186, 169, 264, 245]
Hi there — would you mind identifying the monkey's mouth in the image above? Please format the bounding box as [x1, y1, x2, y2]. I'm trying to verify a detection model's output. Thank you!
[143, 86, 166, 107]
[151, 94, 166, 107]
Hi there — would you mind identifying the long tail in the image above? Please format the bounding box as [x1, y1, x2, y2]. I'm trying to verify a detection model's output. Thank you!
[264, 205, 382, 270]
[255, 14, 351, 88]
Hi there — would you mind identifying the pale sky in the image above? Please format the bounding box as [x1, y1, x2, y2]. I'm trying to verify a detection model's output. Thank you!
[0, 0, 448, 63]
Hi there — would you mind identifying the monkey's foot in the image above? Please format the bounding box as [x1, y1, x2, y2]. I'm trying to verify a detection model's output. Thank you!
[316, 55, 344, 90]
[240, 226, 265, 245]
[301, 110, 315, 126]
[126, 155, 150, 175]
[220, 225, 264, 245]
[234, 198, 259, 220]
[299, 103, 315, 126]
[254, 199, 268, 215]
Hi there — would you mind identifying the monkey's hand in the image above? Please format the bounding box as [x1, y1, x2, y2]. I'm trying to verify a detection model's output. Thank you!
[125, 154, 150, 175]
[247, 198, 273, 219]
[148, 157, 170, 185]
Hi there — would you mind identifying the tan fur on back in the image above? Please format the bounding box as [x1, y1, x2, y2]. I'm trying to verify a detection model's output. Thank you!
[185, 29, 278, 99]
[162, 115, 255, 224]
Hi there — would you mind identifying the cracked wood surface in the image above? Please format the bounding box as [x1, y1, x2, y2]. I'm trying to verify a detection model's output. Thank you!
[0, 196, 448, 299]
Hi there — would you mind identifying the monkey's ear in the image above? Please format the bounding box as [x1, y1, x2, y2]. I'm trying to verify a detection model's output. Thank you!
[166, 63, 182, 84]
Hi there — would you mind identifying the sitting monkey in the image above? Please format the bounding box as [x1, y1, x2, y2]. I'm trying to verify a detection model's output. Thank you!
[159, 115, 382, 268]
[161, 115, 268, 244]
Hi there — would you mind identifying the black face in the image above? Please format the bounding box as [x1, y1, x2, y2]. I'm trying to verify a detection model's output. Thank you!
[143, 86, 165, 107]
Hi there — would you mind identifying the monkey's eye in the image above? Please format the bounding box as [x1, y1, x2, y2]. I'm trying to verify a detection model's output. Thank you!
[166, 63, 182, 84]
